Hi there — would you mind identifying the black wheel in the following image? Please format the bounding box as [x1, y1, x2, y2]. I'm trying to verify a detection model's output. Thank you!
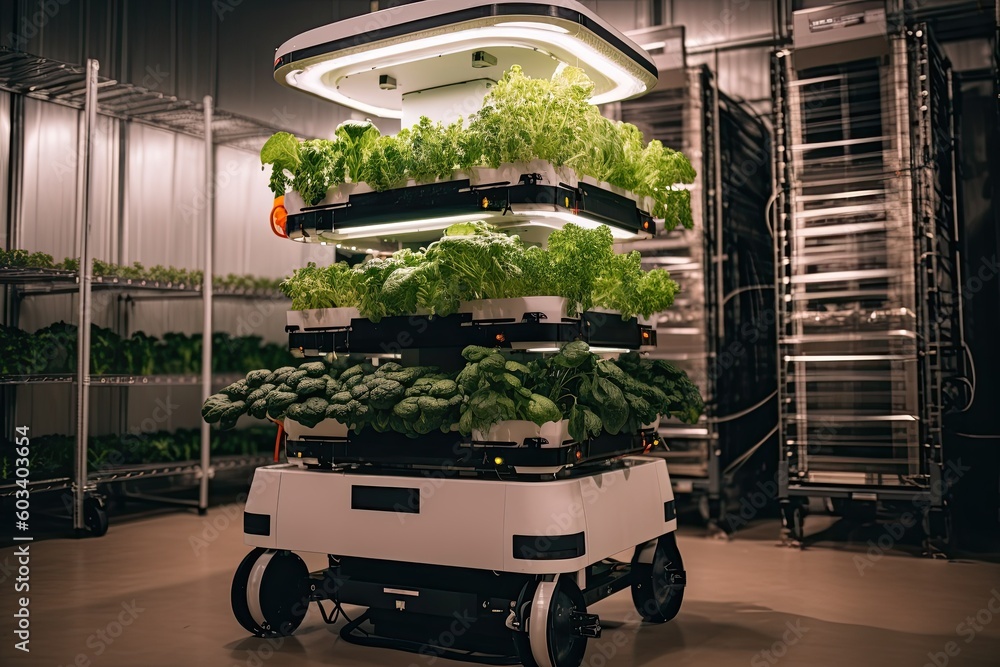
[231, 548, 309, 637]
[232, 548, 268, 636]
[781, 501, 805, 545]
[84, 497, 109, 537]
[631, 532, 685, 623]
[512, 580, 539, 667]
[513, 576, 589, 667]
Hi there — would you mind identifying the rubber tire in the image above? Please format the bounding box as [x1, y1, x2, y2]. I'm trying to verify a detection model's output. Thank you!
[631, 532, 684, 623]
[84, 497, 109, 537]
[513, 580, 540, 667]
[232, 548, 309, 637]
[513, 577, 589, 667]
[232, 548, 268, 636]
[782, 503, 805, 543]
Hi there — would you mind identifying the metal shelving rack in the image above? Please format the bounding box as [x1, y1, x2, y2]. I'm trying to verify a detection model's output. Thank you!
[772, 5, 965, 553]
[619, 30, 778, 532]
[0, 49, 288, 533]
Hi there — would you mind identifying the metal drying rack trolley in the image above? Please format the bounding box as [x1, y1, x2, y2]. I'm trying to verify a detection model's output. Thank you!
[231, 2, 686, 665]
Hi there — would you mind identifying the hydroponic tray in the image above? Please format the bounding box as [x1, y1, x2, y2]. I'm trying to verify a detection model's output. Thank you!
[285, 429, 658, 474]
[288, 311, 656, 356]
[283, 176, 656, 244]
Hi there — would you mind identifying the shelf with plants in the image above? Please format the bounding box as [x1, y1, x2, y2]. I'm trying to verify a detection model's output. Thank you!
[0, 48, 301, 534]
[0, 426, 276, 497]
[0, 323, 294, 381]
[1, 250, 285, 299]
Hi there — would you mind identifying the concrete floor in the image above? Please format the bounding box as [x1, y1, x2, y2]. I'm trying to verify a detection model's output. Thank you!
[2, 508, 1000, 667]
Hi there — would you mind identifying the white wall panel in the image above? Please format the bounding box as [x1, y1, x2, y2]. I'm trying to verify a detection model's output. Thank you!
[0, 91, 9, 249]
[673, 0, 776, 46]
[19, 99, 120, 331]
[580, 0, 652, 31]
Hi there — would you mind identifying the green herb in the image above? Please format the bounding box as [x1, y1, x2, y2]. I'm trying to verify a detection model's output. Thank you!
[260, 131, 302, 197]
[360, 133, 409, 191]
[293, 139, 344, 206]
[335, 120, 380, 184]
[261, 66, 696, 228]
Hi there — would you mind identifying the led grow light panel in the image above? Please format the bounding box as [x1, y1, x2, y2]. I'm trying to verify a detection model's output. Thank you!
[288, 209, 650, 245]
[273, 0, 658, 121]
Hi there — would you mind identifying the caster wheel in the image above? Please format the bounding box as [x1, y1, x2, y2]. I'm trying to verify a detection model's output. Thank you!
[231, 548, 309, 637]
[631, 532, 685, 623]
[84, 497, 109, 537]
[781, 502, 805, 546]
[513, 576, 590, 667]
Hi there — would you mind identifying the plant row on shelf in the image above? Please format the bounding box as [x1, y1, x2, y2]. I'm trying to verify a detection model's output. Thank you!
[0, 323, 295, 376]
[203, 341, 702, 444]
[281, 221, 678, 321]
[0, 426, 275, 480]
[0, 249, 283, 291]
[262, 65, 696, 229]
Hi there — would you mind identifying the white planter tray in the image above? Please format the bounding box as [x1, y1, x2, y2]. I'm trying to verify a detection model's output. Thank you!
[284, 417, 349, 441]
[286, 307, 361, 330]
[472, 419, 571, 448]
[589, 306, 655, 327]
[287, 300, 646, 331]
[282, 160, 652, 216]
[460, 296, 571, 323]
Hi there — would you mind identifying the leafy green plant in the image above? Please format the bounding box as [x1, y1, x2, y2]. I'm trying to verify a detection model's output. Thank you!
[456, 345, 562, 437]
[615, 352, 704, 425]
[336, 120, 380, 184]
[522, 341, 607, 443]
[280, 262, 343, 310]
[423, 221, 523, 303]
[592, 250, 679, 318]
[360, 133, 409, 191]
[293, 139, 344, 205]
[261, 66, 695, 228]
[545, 223, 615, 315]
[204, 342, 702, 445]
[210, 359, 465, 438]
[402, 117, 462, 182]
[0, 249, 58, 269]
[282, 222, 678, 321]
[260, 131, 301, 197]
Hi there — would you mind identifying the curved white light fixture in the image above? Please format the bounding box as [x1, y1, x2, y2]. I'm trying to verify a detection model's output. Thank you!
[274, 0, 656, 120]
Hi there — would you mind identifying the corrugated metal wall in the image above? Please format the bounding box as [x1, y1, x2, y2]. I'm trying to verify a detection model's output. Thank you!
[1, 0, 378, 137]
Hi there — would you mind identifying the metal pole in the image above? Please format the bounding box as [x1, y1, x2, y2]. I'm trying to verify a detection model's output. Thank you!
[74, 59, 99, 533]
[199, 95, 214, 515]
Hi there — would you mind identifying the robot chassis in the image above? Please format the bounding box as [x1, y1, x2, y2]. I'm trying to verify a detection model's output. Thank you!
[231, 2, 686, 665]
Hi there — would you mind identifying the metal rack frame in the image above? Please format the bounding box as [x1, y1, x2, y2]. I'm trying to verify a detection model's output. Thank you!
[1, 49, 289, 533]
[772, 23, 965, 553]
[621, 65, 778, 532]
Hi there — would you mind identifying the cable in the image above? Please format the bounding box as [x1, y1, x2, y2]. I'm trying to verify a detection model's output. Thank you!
[958, 341, 977, 412]
[711, 391, 778, 423]
[721, 284, 775, 306]
[764, 189, 779, 239]
[722, 425, 778, 476]
[953, 433, 1000, 440]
